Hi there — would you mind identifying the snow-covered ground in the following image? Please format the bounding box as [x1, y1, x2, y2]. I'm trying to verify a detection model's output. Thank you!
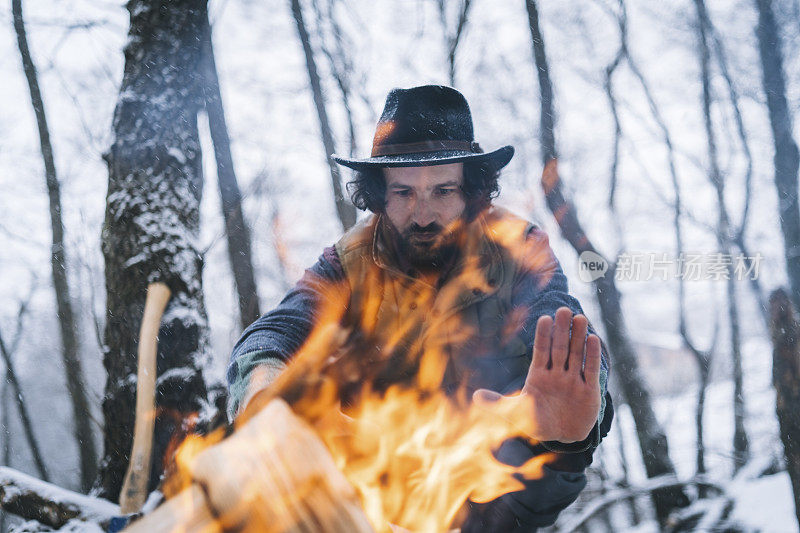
[574, 335, 799, 532]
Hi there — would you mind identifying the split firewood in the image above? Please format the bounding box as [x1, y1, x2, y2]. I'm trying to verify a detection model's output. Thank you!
[124, 398, 374, 533]
[0, 466, 119, 529]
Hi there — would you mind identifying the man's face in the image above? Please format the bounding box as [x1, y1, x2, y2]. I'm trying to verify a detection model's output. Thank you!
[383, 162, 466, 268]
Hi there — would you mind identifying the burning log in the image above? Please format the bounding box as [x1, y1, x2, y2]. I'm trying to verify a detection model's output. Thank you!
[124, 398, 374, 533]
[0, 467, 119, 529]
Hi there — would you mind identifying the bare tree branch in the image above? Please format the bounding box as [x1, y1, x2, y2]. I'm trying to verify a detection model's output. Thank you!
[290, 0, 357, 230]
[11, 0, 97, 491]
[693, 0, 749, 471]
[561, 473, 725, 532]
[0, 327, 49, 482]
[437, 0, 473, 85]
[310, 0, 360, 157]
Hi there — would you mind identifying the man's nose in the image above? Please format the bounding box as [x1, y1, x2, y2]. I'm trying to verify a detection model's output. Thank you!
[412, 197, 436, 227]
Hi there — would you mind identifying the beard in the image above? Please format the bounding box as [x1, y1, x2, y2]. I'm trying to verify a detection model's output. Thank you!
[395, 220, 463, 270]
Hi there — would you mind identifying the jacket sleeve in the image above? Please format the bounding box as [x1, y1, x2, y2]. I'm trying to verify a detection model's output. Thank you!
[462, 226, 615, 531]
[510, 225, 612, 453]
[226, 246, 348, 420]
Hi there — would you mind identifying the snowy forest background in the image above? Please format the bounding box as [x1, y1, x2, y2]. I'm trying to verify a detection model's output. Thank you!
[2, 0, 800, 530]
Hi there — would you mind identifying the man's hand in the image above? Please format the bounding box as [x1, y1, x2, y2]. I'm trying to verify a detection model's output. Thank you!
[474, 306, 602, 444]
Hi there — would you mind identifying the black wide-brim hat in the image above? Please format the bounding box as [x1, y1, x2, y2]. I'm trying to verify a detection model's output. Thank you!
[332, 85, 514, 171]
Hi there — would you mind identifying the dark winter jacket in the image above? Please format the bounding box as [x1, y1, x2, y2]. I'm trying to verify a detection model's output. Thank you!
[227, 206, 613, 530]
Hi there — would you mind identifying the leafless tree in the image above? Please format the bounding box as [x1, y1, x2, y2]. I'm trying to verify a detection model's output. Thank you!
[310, 0, 361, 157]
[612, 411, 642, 526]
[700, 4, 766, 329]
[0, 383, 7, 533]
[0, 293, 48, 483]
[754, 0, 800, 315]
[200, 15, 261, 330]
[601, 0, 751, 475]
[290, 0, 357, 230]
[11, 0, 97, 492]
[693, 0, 749, 471]
[245, 167, 294, 293]
[597, 11, 688, 502]
[592, 455, 618, 531]
[436, 0, 473, 85]
[769, 288, 800, 529]
[99, 0, 210, 501]
[525, 0, 689, 524]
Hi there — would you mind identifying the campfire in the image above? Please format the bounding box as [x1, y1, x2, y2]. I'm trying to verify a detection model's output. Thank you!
[126, 217, 559, 533]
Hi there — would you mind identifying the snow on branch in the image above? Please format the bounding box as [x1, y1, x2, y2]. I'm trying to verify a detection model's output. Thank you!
[0, 467, 119, 530]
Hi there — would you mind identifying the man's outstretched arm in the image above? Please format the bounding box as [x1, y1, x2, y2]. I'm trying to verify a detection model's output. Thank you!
[510, 225, 611, 451]
[463, 226, 614, 532]
[226, 247, 347, 420]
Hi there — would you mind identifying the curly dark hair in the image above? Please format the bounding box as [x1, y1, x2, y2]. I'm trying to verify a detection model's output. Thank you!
[346, 159, 501, 219]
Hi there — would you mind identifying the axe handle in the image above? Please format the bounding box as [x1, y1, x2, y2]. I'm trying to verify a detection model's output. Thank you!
[119, 282, 171, 514]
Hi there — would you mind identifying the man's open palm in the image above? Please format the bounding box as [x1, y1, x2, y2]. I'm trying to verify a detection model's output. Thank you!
[474, 306, 602, 444]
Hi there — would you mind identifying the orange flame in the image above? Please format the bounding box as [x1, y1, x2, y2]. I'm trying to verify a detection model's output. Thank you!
[315, 385, 554, 531]
[163, 210, 560, 532]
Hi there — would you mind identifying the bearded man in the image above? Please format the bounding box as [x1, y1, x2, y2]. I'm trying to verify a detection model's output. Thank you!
[227, 85, 613, 531]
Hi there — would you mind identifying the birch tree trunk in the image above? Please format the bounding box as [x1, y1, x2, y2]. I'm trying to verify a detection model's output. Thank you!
[99, 0, 210, 502]
[11, 0, 97, 492]
[525, 0, 688, 523]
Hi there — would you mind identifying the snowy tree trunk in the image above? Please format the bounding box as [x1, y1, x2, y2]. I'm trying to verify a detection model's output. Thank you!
[525, 0, 688, 524]
[769, 289, 800, 528]
[99, 0, 210, 502]
[11, 0, 98, 492]
[754, 0, 800, 315]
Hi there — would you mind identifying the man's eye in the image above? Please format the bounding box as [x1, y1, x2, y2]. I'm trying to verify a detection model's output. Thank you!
[436, 188, 457, 196]
[393, 189, 411, 197]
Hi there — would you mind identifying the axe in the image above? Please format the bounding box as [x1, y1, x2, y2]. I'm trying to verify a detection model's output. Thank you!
[119, 282, 171, 514]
